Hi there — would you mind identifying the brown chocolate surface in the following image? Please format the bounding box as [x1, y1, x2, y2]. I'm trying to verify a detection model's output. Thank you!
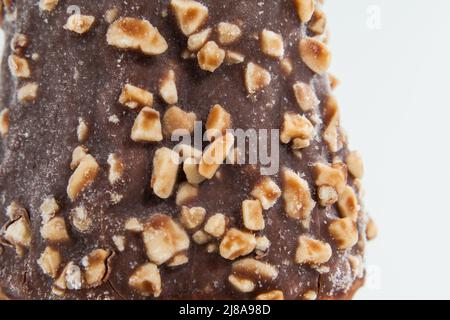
[0, 0, 373, 300]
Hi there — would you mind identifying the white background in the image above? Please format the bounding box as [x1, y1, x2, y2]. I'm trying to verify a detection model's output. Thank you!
[1, 0, 449, 300]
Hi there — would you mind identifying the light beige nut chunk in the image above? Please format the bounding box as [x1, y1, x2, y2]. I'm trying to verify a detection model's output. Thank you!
[159, 70, 178, 105]
[131, 107, 163, 142]
[176, 182, 198, 206]
[329, 217, 358, 249]
[39, 196, 60, 224]
[82, 249, 112, 288]
[10, 33, 29, 53]
[107, 153, 124, 185]
[192, 230, 212, 245]
[70, 206, 92, 233]
[70, 145, 88, 170]
[104, 8, 119, 24]
[323, 96, 342, 152]
[242, 200, 264, 231]
[187, 28, 211, 52]
[170, 0, 209, 36]
[228, 275, 255, 293]
[299, 37, 331, 75]
[64, 14, 95, 34]
[255, 236, 271, 252]
[280, 58, 293, 75]
[205, 104, 231, 141]
[346, 151, 364, 179]
[314, 162, 347, 195]
[256, 290, 284, 300]
[41, 217, 69, 243]
[4, 216, 32, 248]
[348, 255, 364, 278]
[225, 50, 245, 65]
[77, 118, 89, 143]
[183, 157, 206, 185]
[39, 0, 59, 12]
[245, 62, 271, 94]
[260, 29, 284, 58]
[199, 133, 234, 179]
[295, 235, 332, 265]
[107, 18, 168, 55]
[180, 206, 206, 229]
[5, 202, 27, 220]
[37, 246, 61, 278]
[67, 154, 99, 201]
[151, 147, 180, 199]
[176, 144, 203, 161]
[318, 185, 338, 206]
[232, 258, 278, 281]
[167, 253, 189, 267]
[366, 217, 378, 241]
[251, 177, 281, 210]
[282, 168, 315, 221]
[197, 41, 225, 72]
[54, 262, 83, 291]
[8, 54, 30, 78]
[293, 82, 319, 112]
[309, 8, 327, 35]
[129, 263, 161, 297]
[280, 112, 314, 147]
[163, 106, 196, 136]
[217, 22, 242, 45]
[204, 213, 227, 238]
[142, 214, 190, 265]
[119, 84, 154, 109]
[125, 217, 144, 233]
[112, 235, 126, 252]
[338, 185, 359, 221]
[303, 290, 317, 300]
[294, 0, 315, 23]
[219, 228, 256, 260]
[17, 83, 38, 102]
[0, 108, 10, 138]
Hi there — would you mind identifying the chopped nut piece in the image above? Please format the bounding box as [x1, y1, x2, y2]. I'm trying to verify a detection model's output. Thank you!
[192, 230, 212, 245]
[107, 153, 124, 185]
[163, 106, 196, 136]
[220, 228, 256, 260]
[204, 213, 227, 238]
[5, 201, 27, 220]
[167, 253, 189, 267]
[348, 255, 364, 278]
[142, 214, 190, 265]
[176, 144, 203, 161]
[256, 236, 271, 252]
[37, 246, 61, 278]
[280, 112, 314, 146]
[197, 41, 225, 72]
[232, 258, 278, 281]
[131, 107, 163, 142]
[303, 290, 317, 300]
[256, 290, 284, 300]
[180, 206, 206, 229]
[251, 177, 281, 210]
[41, 217, 69, 243]
[293, 82, 319, 112]
[119, 84, 154, 109]
[228, 275, 255, 293]
[295, 235, 332, 265]
[245, 62, 271, 94]
[4, 216, 31, 248]
[159, 70, 178, 105]
[67, 154, 99, 201]
[366, 217, 378, 241]
[338, 186, 359, 221]
[299, 37, 331, 75]
[260, 29, 284, 58]
[217, 22, 242, 45]
[314, 162, 347, 195]
[70, 145, 88, 170]
[176, 182, 198, 206]
[125, 217, 143, 233]
[129, 263, 161, 297]
[77, 118, 89, 143]
[309, 8, 327, 35]
[8, 54, 30, 78]
[187, 28, 211, 52]
[280, 57, 293, 75]
[10, 33, 28, 53]
[205, 104, 232, 141]
[329, 217, 358, 249]
[151, 147, 180, 199]
[199, 133, 234, 179]
[82, 249, 112, 288]
[225, 50, 245, 64]
[39, 197, 60, 224]
[294, 0, 315, 23]
[70, 206, 92, 233]
[183, 157, 206, 185]
[323, 96, 342, 152]
[282, 168, 315, 220]
[328, 73, 341, 90]
[39, 0, 59, 12]
[64, 14, 95, 34]
[112, 235, 125, 252]
[104, 7, 119, 24]
[17, 83, 38, 102]
[170, 0, 209, 36]
[242, 200, 264, 231]
[54, 262, 83, 291]
[0, 108, 10, 138]
[318, 185, 338, 206]
[346, 151, 364, 179]
[107, 17, 168, 55]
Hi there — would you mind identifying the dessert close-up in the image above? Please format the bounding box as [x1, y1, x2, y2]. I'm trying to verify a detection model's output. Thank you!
[0, 0, 377, 300]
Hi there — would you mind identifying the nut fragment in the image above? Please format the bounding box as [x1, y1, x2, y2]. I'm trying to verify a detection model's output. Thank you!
[183, 157, 206, 185]
[242, 200, 264, 231]
[107, 153, 124, 185]
[39, 196, 60, 224]
[176, 144, 203, 161]
[142, 214, 190, 265]
[77, 118, 89, 143]
[205, 104, 231, 141]
[17, 83, 38, 102]
[167, 253, 189, 267]
[299, 37, 331, 75]
[255, 236, 271, 252]
[225, 50, 245, 65]
[82, 249, 112, 288]
[171, 0, 209, 36]
[323, 96, 342, 153]
[180, 206, 206, 230]
[0, 108, 10, 138]
[151, 147, 180, 199]
[280, 112, 314, 147]
[37, 246, 61, 278]
[187, 28, 211, 52]
[309, 8, 327, 35]
[219, 228, 256, 260]
[294, 0, 315, 23]
[197, 41, 225, 72]
[366, 217, 378, 241]
[3, 216, 32, 248]
[124, 217, 143, 233]
[295, 235, 332, 265]
[67, 154, 99, 201]
[329, 217, 358, 249]
[5, 201, 27, 220]
[159, 70, 178, 105]
[282, 168, 315, 221]
[293, 82, 319, 112]
[119, 84, 154, 109]
[217, 22, 242, 45]
[199, 133, 234, 179]
[107, 17, 168, 55]
[232, 258, 278, 281]
[318, 185, 338, 206]
[348, 255, 364, 278]
[303, 290, 317, 300]
[112, 235, 126, 252]
[41, 217, 69, 243]
[280, 58, 293, 75]
[39, 0, 59, 12]
[8, 54, 30, 78]
[204, 213, 227, 238]
[346, 151, 364, 179]
[131, 107, 163, 142]
[260, 29, 284, 58]
[70, 206, 92, 233]
[251, 177, 281, 210]
[256, 290, 284, 300]
[70, 145, 88, 170]
[64, 14, 95, 34]
[129, 263, 161, 297]
[54, 262, 83, 291]
[176, 182, 198, 206]
[10, 33, 29, 53]
[245, 62, 271, 94]
[163, 106, 196, 136]
[314, 162, 347, 195]
[228, 275, 255, 293]
[192, 230, 211, 245]
[338, 185, 359, 221]
[104, 7, 119, 24]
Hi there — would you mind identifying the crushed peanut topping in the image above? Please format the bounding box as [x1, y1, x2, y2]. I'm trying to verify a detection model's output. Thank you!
[299, 37, 331, 75]
[70, 206, 93, 233]
[67, 154, 99, 201]
[119, 84, 154, 109]
[37, 246, 61, 278]
[346, 151, 364, 179]
[225, 50, 245, 65]
[107, 153, 124, 185]
[293, 82, 319, 112]
[314, 162, 347, 195]
[256, 236, 271, 252]
[125, 217, 144, 233]
[180, 206, 206, 229]
[82, 249, 112, 288]
[232, 258, 278, 281]
[163, 106, 196, 136]
[176, 144, 203, 161]
[366, 217, 378, 241]
[303, 290, 317, 300]
[256, 290, 284, 300]
[294, 0, 315, 23]
[176, 182, 198, 206]
[10, 33, 28, 53]
[107, 17, 168, 55]
[228, 275, 255, 293]
[17, 83, 38, 102]
[251, 177, 281, 210]
[192, 230, 212, 245]
[39, 0, 59, 12]
[131, 107, 163, 142]
[3, 215, 32, 250]
[183, 157, 206, 185]
[318, 185, 338, 206]
[5, 201, 27, 220]
[159, 70, 178, 105]
[170, 0, 209, 36]
[40, 217, 69, 243]
[151, 147, 180, 199]
[0, 108, 10, 138]
[112, 235, 125, 252]
[204, 213, 227, 238]
[167, 253, 189, 267]
[54, 262, 83, 291]
[129, 263, 161, 297]
[338, 185, 359, 221]
[245, 62, 271, 94]
[282, 168, 315, 221]
[309, 8, 327, 35]
[219, 228, 256, 260]
[280, 57, 293, 75]
[64, 14, 95, 34]
[329, 217, 358, 249]
[188, 28, 211, 52]
[295, 235, 332, 265]
[260, 29, 284, 58]
[197, 41, 225, 72]
[323, 96, 342, 153]
[8, 54, 30, 78]
[70, 145, 88, 170]
[104, 7, 119, 24]
[280, 112, 314, 148]
[39, 196, 60, 224]
[199, 132, 234, 179]
[77, 118, 89, 143]
[242, 200, 264, 231]
[217, 22, 242, 45]
[205, 104, 232, 141]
